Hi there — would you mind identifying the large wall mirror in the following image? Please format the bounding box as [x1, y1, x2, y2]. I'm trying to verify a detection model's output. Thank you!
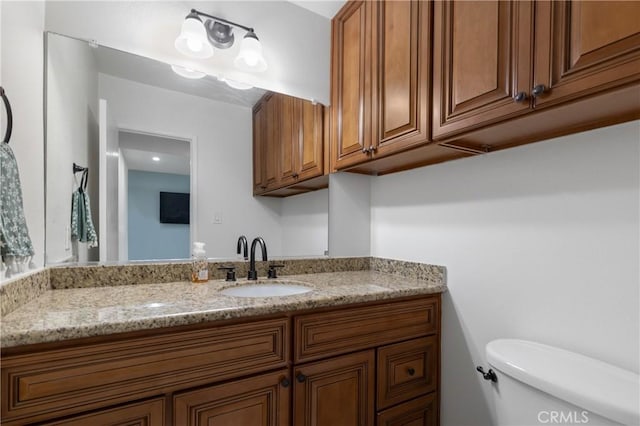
[45, 32, 329, 265]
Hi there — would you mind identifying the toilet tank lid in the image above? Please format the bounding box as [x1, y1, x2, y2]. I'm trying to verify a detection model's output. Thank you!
[486, 339, 639, 426]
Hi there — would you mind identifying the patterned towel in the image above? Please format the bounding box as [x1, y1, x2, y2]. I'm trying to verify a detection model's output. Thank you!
[0, 141, 35, 272]
[70, 182, 98, 248]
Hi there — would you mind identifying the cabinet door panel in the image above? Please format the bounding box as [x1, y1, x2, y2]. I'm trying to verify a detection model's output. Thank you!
[374, 0, 430, 155]
[279, 94, 298, 186]
[433, 0, 533, 139]
[294, 350, 375, 426]
[298, 100, 323, 180]
[174, 369, 290, 426]
[264, 95, 280, 189]
[331, 1, 372, 169]
[533, 1, 640, 107]
[253, 103, 266, 194]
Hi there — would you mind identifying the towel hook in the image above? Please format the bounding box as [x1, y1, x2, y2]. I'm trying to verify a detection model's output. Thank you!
[0, 86, 13, 144]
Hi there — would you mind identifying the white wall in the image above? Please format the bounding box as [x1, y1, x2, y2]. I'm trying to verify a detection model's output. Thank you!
[45, 1, 331, 104]
[328, 172, 372, 256]
[281, 189, 328, 256]
[45, 33, 99, 264]
[98, 74, 288, 258]
[369, 121, 640, 426]
[0, 1, 46, 275]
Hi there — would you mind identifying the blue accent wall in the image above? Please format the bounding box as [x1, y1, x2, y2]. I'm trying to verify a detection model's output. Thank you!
[128, 170, 190, 260]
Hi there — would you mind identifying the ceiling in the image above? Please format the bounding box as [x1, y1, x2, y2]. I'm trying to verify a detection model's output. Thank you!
[94, 43, 266, 108]
[288, 1, 345, 19]
[119, 131, 190, 175]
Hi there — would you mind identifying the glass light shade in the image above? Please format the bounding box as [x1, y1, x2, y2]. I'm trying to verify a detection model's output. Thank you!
[171, 65, 206, 79]
[219, 77, 253, 90]
[234, 32, 267, 72]
[175, 14, 214, 59]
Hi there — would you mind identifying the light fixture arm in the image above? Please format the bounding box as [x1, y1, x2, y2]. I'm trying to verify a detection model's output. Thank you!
[190, 9, 254, 34]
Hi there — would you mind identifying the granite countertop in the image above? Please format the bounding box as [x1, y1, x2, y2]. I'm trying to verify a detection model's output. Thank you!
[0, 270, 446, 348]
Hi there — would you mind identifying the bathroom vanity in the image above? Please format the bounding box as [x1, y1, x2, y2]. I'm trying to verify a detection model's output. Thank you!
[1, 261, 445, 425]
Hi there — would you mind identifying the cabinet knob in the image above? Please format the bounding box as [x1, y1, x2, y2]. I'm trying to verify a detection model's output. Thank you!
[514, 92, 528, 103]
[280, 377, 291, 388]
[361, 147, 368, 154]
[292, 173, 299, 179]
[408, 367, 415, 376]
[296, 373, 307, 383]
[368, 146, 377, 154]
[531, 84, 547, 97]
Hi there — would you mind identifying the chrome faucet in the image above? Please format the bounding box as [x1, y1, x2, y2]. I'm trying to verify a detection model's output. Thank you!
[247, 237, 267, 280]
[237, 235, 248, 260]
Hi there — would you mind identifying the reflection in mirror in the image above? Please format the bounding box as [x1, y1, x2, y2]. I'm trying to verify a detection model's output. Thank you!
[45, 32, 329, 265]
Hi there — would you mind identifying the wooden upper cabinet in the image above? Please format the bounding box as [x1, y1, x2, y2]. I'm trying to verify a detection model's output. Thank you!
[294, 350, 375, 426]
[433, 0, 534, 140]
[533, 0, 640, 107]
[332, 0, 432, 170]
[253, 93, 324, 196]
[174, 369, 290, 426]
[372, 0, 431, 156]
[331, 0, 372, 169]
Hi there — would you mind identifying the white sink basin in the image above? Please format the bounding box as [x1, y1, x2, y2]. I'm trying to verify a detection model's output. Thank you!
[220, 281, 313, 298]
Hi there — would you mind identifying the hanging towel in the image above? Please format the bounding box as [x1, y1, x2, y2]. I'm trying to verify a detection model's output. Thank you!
[0, 142, 36, 265]
[70, 170, 98, 248]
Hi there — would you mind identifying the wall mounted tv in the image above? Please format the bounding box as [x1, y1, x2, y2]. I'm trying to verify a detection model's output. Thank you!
[159, 192, 190, 224]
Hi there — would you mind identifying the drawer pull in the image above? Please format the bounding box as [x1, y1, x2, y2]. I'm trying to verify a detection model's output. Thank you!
[407, 367, 416, 376]
[296, 373, 307, 383]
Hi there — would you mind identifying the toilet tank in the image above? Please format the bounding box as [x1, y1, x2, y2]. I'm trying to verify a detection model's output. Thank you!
[486, 339, 639, 426]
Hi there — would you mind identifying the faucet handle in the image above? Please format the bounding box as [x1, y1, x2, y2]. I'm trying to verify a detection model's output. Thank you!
[267, 264, 285, 279]
[217, 266, 236, 282]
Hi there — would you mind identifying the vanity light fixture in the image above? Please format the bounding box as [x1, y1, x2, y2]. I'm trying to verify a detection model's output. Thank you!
[170, 64, 206, 79]
[175, 9, 268, 72]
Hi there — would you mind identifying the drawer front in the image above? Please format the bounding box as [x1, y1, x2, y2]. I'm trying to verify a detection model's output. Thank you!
[377, 393, 438, 426]
[41, 397, 165, 426]
[1, 318, 288, 424]
[377, 336, 438, 410]
[294, 297, 439, 363]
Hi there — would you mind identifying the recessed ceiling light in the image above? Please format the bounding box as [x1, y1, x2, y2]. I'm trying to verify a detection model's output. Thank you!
[171, 64, 207, 79]
[152, 156, 160, 162]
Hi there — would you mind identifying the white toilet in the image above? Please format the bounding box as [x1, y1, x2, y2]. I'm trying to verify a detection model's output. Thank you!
[486, 339, 639, 426]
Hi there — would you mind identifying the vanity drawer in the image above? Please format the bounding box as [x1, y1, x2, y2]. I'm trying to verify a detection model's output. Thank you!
[377, 393, 438, 426]
[40, 397, 165, 426]
[294, 297, 439, 363]
[1, 318, 288, 425]
[377, 336, 438, 410]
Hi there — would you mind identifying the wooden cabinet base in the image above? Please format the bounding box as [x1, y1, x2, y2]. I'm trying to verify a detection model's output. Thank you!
[2, 296, 441, 426]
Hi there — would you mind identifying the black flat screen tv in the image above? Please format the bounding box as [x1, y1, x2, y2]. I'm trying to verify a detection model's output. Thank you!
[159, 192, 190, 224]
